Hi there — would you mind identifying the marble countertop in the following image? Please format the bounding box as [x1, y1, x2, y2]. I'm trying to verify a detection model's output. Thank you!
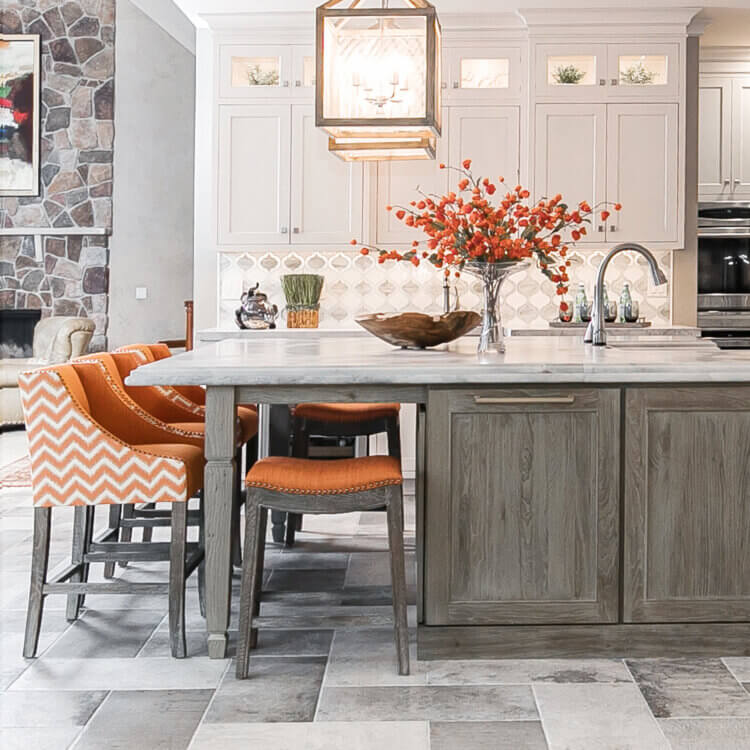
[127, 335, 750, 387]
[198, 324, 701, 341]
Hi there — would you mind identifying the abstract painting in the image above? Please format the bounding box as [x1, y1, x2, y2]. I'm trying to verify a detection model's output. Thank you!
[0, 34, 40, 197]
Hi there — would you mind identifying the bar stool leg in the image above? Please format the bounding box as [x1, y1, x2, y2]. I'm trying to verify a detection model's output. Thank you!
[118, 504, 134, 568]
[169, 502, 188, 658]
[386, 417, 401, 459]
[103, 505, 120, 579]
[66, 505, 89, 621]
[249, 506, 267, 650]
[237, 493, 264, 679]
[197, 494, 206, 618]
[141, 503, 156, 543]
[24, 507, 51, 659]
[232, 450, 243, 567]
[386, 485, 410, 676]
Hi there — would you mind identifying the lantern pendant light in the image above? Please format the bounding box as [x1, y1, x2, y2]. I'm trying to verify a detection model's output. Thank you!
[316, 0, 442, 161]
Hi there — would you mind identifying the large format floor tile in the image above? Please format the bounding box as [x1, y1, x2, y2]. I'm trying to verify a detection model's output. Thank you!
[203, 657, 327, 723]
[74, 689, 212, 750]
[659, 717, 750, 749]
[190, 721, 430, 750]
[427, 658, 633, 685]
[316, 685, 538, 722]
[0, 690, 106, 728]
[43, 608, 164, 659]
[0, 726, 82, 750]
[534, 683, 670, 750]
[430, 720, 548, 750]
[626, 659, 750, 718]
[10, 657, 228, 692]
[323, 628, 426, 687]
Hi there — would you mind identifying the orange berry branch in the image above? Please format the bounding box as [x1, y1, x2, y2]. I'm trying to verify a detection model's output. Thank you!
[351, 159, 622, 299]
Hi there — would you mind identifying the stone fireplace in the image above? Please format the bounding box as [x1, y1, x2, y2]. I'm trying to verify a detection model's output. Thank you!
[0, 309, 41, 358]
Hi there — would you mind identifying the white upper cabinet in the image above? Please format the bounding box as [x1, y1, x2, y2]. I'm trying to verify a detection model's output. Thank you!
[535, 44, 608, 100]
[218, 104, 291, 245]
[535, 43, 679, 101]
[606, 103, 679, 244]
[444, 47, 523, 102]
[219, 45, 294, 99]
[376, 126, 449, 246]
[732, 79, 750, 198]
[606, 44, 679, 100]
[292, 45, 316, 94]
[699, 77, 733, 199]
[534, 104, 607, 243]
[449, 106, 520, 188]
[290, 105, 363, 245]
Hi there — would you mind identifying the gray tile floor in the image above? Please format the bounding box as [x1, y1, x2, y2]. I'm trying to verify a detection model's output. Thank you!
[3, 430, 750, 749]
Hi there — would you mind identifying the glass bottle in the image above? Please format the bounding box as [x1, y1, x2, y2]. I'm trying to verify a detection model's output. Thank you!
[558, 294, 573, 323]
[618, 282, 633, 323]
[573, 283, 587, 324]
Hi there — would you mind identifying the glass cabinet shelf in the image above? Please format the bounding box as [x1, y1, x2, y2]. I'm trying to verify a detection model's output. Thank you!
[547, 55, 597, 86]
[618, 55, 668, 87]
[231, 56, 281, 89]
[460, 58, 510, 89]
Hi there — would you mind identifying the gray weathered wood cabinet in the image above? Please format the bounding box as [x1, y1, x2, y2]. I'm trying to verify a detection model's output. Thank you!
[424, 387, 620, 626]
[624, 386, 750, 622]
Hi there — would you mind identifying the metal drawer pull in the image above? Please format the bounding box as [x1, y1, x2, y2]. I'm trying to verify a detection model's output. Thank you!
[474, 396, 576, 405]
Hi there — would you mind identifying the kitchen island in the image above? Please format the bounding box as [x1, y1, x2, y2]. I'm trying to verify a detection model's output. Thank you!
[128, 335, 750, 659]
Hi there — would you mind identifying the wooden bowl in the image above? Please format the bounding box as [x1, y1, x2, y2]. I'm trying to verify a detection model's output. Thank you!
[355, 310, 480, 349]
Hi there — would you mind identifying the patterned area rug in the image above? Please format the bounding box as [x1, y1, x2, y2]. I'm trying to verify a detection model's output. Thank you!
[0, 456, 31, 488]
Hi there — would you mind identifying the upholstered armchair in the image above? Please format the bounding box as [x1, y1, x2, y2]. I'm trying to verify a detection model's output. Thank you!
[1, 317, 95, 427]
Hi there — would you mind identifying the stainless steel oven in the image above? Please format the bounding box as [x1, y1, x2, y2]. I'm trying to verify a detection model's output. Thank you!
[698, 202, 750, 348]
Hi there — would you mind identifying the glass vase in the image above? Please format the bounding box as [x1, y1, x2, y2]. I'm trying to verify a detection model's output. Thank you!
[463, 260, 529, 354]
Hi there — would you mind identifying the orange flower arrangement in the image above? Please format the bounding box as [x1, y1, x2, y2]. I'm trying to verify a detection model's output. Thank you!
[352, 160, 621, 304]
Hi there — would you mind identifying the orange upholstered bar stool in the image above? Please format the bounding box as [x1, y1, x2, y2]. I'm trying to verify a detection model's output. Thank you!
[285, 402, 401, 545]
[236, 455, 409, 679]
[19, 365, 204, 658]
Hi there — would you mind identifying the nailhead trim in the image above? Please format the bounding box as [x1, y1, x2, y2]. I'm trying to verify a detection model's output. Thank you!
[246, 477, 402, 495]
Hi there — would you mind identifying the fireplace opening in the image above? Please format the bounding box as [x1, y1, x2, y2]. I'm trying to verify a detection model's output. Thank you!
[0, 310, 42, 358]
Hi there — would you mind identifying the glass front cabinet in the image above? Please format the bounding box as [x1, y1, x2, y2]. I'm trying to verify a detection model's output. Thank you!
[219, 44, 314, 99]
[535, 43, 678, 100]
[444, 46, 524, 102]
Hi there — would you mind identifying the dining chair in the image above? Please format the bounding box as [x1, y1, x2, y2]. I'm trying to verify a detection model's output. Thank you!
[235, 454, 409, 679]
[19, 364, 205, 658]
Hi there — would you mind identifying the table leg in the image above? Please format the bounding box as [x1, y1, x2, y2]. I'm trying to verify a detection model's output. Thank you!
[204, 386, 236, 659]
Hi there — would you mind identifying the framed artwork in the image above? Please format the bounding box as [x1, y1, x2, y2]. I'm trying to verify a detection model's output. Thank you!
[0, 34, 40, 197]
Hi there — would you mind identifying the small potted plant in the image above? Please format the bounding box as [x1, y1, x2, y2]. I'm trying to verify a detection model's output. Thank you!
[553, 64, 585, 85]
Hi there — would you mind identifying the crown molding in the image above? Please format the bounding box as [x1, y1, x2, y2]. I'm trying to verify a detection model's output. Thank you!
[700, 45, 750, 62]
[519, 6, 702, 36]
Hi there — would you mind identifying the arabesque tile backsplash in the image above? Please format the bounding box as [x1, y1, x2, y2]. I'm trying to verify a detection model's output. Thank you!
[218, 249, 672, 330]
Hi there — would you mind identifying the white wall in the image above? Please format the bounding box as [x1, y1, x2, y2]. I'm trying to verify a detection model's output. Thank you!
[108, 0, 196, 349]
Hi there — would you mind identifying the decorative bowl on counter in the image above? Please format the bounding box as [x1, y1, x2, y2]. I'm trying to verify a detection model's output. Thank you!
[355, 310, 481, 349]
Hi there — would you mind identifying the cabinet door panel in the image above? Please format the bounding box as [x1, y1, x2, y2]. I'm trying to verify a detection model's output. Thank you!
[218, 105, 290, 245]
[445, 46, 523, 102]
[606, 103, 679, 244]
[534, 104, 606, 243]
[625, 387, 750, 622]
[376, 124, 448, 245]
[425, 388, 620, 625]
[449, 106, 520, 189]
[534, 44, 607, 100]
[607, 44, 679, 100]
[733, 79, 750, 197]
[219, 45, 293, 99]
[699, 78, 732, 199]
[291, 105, 363, 244]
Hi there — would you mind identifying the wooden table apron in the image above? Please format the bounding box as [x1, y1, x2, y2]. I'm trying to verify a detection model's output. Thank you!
[204, 383, 427, 659]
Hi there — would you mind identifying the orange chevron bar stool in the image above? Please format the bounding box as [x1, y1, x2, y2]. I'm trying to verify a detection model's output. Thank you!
[236, 455, 409, 679]
[285, 402, 401, 546]
[19, 365, 205, 659]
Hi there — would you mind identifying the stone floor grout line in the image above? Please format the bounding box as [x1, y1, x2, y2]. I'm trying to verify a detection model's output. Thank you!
[721, 656, 749, 688]
[626, 667, 676, 748]
[66, 688, 113, 750]
[529, 684, 552, 750]
[313, 611, 338, 720]
[185, 659, 232, 750]
[132, 612, 169, 658]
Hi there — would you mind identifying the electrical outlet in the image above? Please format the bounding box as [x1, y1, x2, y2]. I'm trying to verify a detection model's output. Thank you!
[135, 286, 148, 300]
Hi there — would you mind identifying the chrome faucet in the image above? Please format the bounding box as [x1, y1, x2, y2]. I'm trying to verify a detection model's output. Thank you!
[584, 243, 668, 346]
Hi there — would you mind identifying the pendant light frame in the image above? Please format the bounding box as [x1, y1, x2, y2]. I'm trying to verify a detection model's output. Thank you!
[315, 0, 442, 159]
